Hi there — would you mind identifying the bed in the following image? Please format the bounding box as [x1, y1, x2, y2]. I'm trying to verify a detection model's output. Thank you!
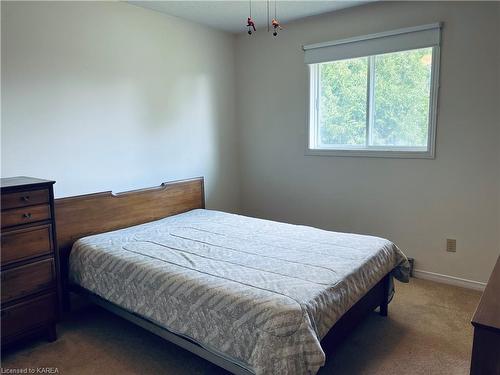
[55, 177, 409, 375]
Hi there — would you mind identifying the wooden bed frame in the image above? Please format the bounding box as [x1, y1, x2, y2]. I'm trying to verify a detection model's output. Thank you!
[55, 177, 391, 375]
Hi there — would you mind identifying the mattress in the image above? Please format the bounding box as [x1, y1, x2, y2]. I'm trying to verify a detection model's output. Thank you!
[69, 209, 409, 375]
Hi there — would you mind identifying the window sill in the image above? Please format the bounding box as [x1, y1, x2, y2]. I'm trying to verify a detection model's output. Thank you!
[305, 148, 435, 159]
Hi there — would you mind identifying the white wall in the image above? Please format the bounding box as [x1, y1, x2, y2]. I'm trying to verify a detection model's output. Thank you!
[235, 1, 500, 283]
[1, 1, 239, 212]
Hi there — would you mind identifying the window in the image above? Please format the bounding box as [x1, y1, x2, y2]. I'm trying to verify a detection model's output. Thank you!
[304, 24, 441, 158]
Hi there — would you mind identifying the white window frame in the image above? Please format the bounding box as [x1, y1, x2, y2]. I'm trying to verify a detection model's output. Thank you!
[304, 24, 441, 159]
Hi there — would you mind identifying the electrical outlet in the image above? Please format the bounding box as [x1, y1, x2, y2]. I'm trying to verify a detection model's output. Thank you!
[446, 239, 457, 252]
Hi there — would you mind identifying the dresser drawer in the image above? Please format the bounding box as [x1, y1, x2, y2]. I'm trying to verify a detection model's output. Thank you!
[1, 204, 51, 228]
[1, 292, 56, 339]
[1, 224, 53, 266]
[1, 259, 55, 304]
[1, 189, 49, 210]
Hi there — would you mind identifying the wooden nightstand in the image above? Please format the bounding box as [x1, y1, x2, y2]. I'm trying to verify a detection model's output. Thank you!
[1, 177, 60, 347]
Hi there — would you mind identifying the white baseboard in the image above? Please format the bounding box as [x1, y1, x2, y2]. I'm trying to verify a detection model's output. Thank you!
[413, 269, 486, 291]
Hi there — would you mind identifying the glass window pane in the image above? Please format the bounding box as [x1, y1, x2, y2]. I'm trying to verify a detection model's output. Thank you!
[371, 48, 432, 148]
[318, 57, 368, 146]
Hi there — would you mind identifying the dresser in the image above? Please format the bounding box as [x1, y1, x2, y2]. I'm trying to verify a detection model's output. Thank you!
[470, 255, 500, 375]
[1, 177, 59, 346]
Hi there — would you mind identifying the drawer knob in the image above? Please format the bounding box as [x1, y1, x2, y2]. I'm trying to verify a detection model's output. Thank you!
[22, 195, 30, 201]
[22, 213, 32, 219]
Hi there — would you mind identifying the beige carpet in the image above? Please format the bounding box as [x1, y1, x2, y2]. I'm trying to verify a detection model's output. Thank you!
[2, 278, 481, 374]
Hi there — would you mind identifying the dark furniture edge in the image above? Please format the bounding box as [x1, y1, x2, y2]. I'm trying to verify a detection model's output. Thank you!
[1, 177, 55, 192]
[472, 255, 500, 330]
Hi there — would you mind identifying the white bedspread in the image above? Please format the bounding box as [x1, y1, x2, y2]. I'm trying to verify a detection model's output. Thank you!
[69, 209, 409, 374]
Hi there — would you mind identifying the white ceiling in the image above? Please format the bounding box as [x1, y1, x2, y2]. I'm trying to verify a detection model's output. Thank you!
[128, 1, 370, 33]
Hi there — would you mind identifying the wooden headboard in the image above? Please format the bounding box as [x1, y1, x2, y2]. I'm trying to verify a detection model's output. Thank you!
[56, 177, 204, 251]
[55, 177, 204, 303]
